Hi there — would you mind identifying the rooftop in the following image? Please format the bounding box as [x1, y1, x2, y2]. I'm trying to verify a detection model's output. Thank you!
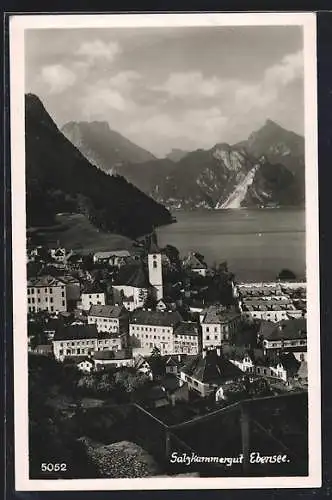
[130, 309, 183, 327]
[183, 252, 207, 270]
[182, 349, 243, 384]
[54, 324, 99, 341]
[28, 275, 65, 288]
[93, 349, 130, 361]
[88, 304, 127, 319]
[174, 321, 199, 336]
[260, 318, 307, 340]
[94, 250, 131, 259]
[115, 263, 151, 289]
[201, 305, 240, 324]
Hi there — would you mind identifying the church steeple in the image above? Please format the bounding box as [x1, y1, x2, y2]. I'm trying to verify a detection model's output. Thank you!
[147, 233, 163, 300]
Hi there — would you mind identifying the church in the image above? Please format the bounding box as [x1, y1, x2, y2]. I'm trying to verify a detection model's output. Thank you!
[112, 236, 164, 311]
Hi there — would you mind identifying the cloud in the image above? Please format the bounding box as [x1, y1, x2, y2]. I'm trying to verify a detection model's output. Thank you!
[108, 71, 142, 91]
[40, 64, 77, 94]
[265, 50, 303, 86]
[76, 40, 121, 63]
[155, 71, 227, 98]
[125, 107, 228, 155]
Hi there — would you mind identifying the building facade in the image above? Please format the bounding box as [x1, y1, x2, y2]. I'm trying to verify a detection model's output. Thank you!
[52, 324, 122, 361]
[87, 304, 128, 334]
[200, 306, 241, 349]
[81, 292, 106, 311]
[27, 276, 67, 313]
[129, 310, 183, 355]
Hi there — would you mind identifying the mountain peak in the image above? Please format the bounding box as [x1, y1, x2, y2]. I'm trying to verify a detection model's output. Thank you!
[264, 118, 280, 128]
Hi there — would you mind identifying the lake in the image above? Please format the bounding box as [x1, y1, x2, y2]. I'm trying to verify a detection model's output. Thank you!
[156, 208, 305, 282]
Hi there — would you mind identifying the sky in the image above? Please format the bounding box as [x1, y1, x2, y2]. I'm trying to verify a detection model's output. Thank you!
[25, 26, 304, 157]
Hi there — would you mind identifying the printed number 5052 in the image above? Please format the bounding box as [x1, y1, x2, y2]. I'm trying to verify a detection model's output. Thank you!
[41, 463, 67, 472]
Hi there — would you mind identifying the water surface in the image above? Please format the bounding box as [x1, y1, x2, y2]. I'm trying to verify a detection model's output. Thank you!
[156, 208, 305, 281]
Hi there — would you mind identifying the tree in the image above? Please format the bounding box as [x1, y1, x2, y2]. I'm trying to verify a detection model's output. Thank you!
[277, 268, 297, 281]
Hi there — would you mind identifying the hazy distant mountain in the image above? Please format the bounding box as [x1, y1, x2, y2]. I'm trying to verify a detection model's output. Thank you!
[61, 120, 156, 173]
[165, 148, 190, 162]
[25, 94, 172, 238]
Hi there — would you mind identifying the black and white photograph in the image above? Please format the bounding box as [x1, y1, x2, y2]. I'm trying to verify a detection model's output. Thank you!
[10, 12, 320, 490]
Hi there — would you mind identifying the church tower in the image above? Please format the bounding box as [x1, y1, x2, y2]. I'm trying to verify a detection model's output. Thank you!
[148, 236, 163, 301]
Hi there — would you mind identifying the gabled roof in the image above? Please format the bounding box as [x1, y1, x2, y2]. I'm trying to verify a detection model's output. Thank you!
[130, 310, 183, 327]
[88, 304, 127, 318]
[182, 349, 243, 384]
[183, 252, 207, 270]
[115, 263, 150, 289]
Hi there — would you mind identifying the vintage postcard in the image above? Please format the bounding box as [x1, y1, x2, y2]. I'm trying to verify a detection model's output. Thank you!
[10, 12, 320, 490]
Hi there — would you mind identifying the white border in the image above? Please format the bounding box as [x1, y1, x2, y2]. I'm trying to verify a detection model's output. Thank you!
[10, 12, 321, 491]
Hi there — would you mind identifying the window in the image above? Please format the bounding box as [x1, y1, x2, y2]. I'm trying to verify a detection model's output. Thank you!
[214, 327, 217, 332]
[28, 298, 30, 304]
[206, 335, 210, 340]
[206, 327, 209, 332]
[62, 300, 65, 306]
[50, 288, 53, 294]
[62, 292, 65, 298]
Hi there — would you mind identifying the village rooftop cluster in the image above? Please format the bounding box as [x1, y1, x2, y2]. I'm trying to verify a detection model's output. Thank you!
[27, 235, 308, 409]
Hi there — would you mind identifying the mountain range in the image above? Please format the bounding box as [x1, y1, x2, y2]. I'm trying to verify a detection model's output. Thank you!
[61, 119, 305, 210]
[25, 94, 173, 238]
[61, 121, 156, 173]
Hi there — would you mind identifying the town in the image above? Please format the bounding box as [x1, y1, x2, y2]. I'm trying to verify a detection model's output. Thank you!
[27, 234, 308, 478]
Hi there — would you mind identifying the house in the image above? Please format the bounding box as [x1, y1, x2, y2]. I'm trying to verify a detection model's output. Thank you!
[93, 250, 131, 267]
[112, 264, 150, 311]
[259, 318, 307, 351]
[183, 252, 208, 277]
[165, 356, 181, 375]
[134, 355, 153, 379]
[27, 276, 67, 313]
[173, 321, 200, 355]
[50, 247, 69, 263]
[81, 291, 106, 311]
[77, 357, 95, 373]
[87, 304, 128, 334]
[180, 347, 244, 398]
[129, 309, 183, 355]
[93, 349, 133, 370]
[200, 305, 241, 349]
[52, 324, 122, 361]
[222, 345, 301, 383]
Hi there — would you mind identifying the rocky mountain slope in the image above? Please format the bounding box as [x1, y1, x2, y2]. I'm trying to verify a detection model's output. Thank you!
[236, 119, 305, 176]
[61, 120, 156, 173]
[25, 94, 173, 238]
[63, 117, 305, 210]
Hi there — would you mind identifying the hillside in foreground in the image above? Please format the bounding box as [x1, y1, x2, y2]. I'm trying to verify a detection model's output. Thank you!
[25, 94, 173, 239]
